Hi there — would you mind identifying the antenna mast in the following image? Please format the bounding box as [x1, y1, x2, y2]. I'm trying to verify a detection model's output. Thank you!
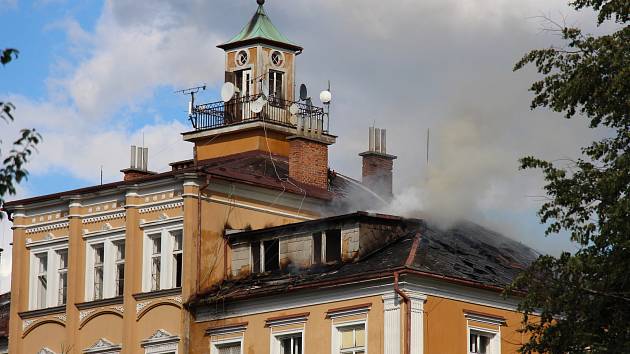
[176, 84, 207, 117]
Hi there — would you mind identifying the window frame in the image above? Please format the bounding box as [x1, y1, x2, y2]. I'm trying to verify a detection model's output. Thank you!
[467, 326, 500, 354]
[113, 240, 126, 297]
[85, 232, 125, 302]
[56, 249, 68, 306]
[211, 338, 243, 354]
[28, 239, 68, 310]
[332, 320, 368, 354]
[141, 221, 183, 293]
[271, 328, 304, 354]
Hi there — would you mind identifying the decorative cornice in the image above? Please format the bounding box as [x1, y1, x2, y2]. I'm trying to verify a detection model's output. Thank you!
[464, 310, 507, 326]
[132, 288, 182, 301]
[19, 305, 66, 319]
[326, 303, 372, 319]
[76, 296, 124, 310]
[265, 312, 309, 327]
[25, 235, 69, 249]
[205, 322, 248, 337]
[26, 221, 69, 234]
[139, 200, 183, 214]
[82, 211, 125, 224]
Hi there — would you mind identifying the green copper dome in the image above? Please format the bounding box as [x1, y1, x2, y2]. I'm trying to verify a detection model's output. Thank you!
[218, 3, 302, 52]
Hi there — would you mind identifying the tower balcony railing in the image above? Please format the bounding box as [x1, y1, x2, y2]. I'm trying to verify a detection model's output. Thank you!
[189, 94, 328, 133]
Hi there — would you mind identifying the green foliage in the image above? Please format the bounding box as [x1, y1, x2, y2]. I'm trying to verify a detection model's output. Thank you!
[0, 48, 41, 219]
[510, 1, 630, 353]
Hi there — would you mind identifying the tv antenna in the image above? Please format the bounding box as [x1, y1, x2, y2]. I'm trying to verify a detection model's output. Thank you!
[176, 84, 206, 116]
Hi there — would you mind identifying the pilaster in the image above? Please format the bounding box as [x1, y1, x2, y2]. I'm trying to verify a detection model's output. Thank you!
[8, 211, 26, 353]
[122, 189, 141, 353]
[65, 199, 83, 347]
[382, 291, 402, 354]
[409, 291, 427, 354]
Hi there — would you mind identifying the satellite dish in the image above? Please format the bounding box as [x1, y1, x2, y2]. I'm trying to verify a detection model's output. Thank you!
[251, 98, 266, 113]
[221, 82, 236, 102]
[256, 95, 267, 106]
[320, 90, 332, 104]
[299, 84, 309, 101]
[289, 103, 299, 115]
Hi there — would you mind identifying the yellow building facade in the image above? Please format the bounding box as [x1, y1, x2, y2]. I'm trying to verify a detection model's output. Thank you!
[4, 2, 536, 354]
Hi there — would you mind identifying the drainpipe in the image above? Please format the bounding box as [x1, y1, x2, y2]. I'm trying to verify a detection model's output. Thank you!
[394, 271, 411, 354]
[394, 232, 422, 354]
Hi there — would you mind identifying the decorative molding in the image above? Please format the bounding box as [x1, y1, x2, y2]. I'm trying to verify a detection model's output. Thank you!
[110, 305, 125, 314]
[25, 236, 69, 249]
[136, 301, 152, 314]
[265, 312, 309, 327]
[139, 216, 184, 229]
[83, 338, 122, 354]
[205, 322, 248, 337]
[26, 221, 69, 234]
[168, 295, 183, 304]
[82, 211, 125, 224]
[22, 319, 35, 331]
[141, 329, 180, 349]
[132, 287, 182, 301]
[409, 291, 427, 354]
[139, 200, 183, 214]
[53, 314, 67, 322]
[19, 305, 65, 319]
[464, 310, 507, 326]
[79, 309, 97, 322]
[76, 296, 124, 310]
[326, 303, 371, 319]
[37, 348, 57, 354]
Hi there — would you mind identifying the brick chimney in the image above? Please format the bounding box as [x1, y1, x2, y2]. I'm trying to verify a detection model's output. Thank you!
[287, 117, 335, 190]
[121, 146, 156, 181]
[359, 127, 397, 199]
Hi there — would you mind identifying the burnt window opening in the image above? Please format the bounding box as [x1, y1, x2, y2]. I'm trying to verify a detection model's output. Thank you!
[312, 232, 322, 264]
[325, 229, 342, 263]
[251, 241, 261, 273]
[263, 239, 280, 272]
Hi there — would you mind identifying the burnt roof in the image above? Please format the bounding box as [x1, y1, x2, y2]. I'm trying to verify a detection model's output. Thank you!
[3, 151, 378, 210]
[191, 219, 538, 306]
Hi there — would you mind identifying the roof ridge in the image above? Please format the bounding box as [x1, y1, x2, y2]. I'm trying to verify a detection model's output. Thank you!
[404, 232, 422, 266]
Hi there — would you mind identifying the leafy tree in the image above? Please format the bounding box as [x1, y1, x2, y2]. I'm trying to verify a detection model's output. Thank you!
[510, 1, 630, 353]
[0, 48, 41, 218]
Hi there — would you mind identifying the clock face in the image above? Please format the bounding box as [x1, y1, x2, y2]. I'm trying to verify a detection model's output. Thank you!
[236, 50, 249, 66]
[270, 50, 284, 67]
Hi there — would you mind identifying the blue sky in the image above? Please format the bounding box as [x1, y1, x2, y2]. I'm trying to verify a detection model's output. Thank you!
[1, 0, 604, 291]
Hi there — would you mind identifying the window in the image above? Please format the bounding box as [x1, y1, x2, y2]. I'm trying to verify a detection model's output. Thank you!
[150, 234, 161, 291]
[269, 70, 284, 101]
[326, 229, 342, 263]
[172, 231, 183, 288]
[263, 239, 280, 272]
[93, 244, 105, 300]
[338, 324, 366, 354]
[279, 334, 302, 354]
[270, 50, 284, 67]
[114, 241, 125, 297]
[468, 329, 499, 354]
[215, 342, 241, 354]
[142, 225, 184, 292]
[85, 233, 125, 301]
[36, 253, 48, 309]
[251, 241, 261, 273]
[29, 242, 68, 310]
[236, 50, 249, 67]
[57, 250, 68, 306]
[312, 232, 322, 264]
